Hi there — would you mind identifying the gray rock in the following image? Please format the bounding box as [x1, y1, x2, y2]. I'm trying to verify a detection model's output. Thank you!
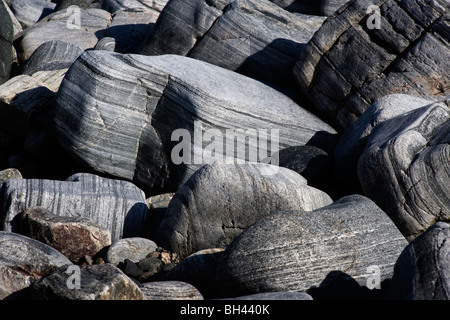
[153, 162, 333, 258]
[294, 0, 450, 131]
[0, 1, 13, 85]
[138, 257, 162, 273]
[31, 263, 146, 300]
[102, 0, 168, 13]
[54, 0, 103, 11]
[216, 195, 408, 297]
[221, 291, 313, 300]
[0, 173, 149, 242]
[22, 40, 84, 75]
[321, 0, 351, 16]
[94, 36, 116, 51]
[54, 50, 337, 195]
[0, 231, 72, 300]
[9, 0, 56, 29]
[105, 237, 158, 265]
[119, 258, 143, 278]
[140, 281, 203, 300]
[392, 222, 450, 300]
[358, 99, 450, 240]
[269, 0, 321, 15]
[139, 0, 325, 89]
[19, 207, 112, 263]
[0, 168, 21, 184]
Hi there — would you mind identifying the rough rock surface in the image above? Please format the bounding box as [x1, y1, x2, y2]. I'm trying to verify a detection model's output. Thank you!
[392, 222, 450, 300]
[0, 231, 72, 300]
[0, 173, 149, 241]
[358, 99, 450, 240]
[294, 0, 450, 131]
[140, 281, 204, 300]
[54, 50, 337, 195]
[216, 195, 408, 297]
[105, 237, 158, 265]
[0, 168, 22, 184]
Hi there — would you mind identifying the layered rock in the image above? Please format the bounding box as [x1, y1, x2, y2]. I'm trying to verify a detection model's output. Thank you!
[54, 51, 337, 195]
[8, 0, 56, 29]
[140, 281, 204, 300]
[294, 0, 450, 131]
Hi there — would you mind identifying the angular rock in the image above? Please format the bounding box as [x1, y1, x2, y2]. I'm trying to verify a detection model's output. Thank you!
[19, 207, 112, 263]
[215, 195, 408, 297]
[222, 291, 313, 300]
[294, 0, 450, 131]
[0, 1, 13, 85]
[358, 99, 450, 240]
[0, 168, 22, 184]
[139, 0, 325, 89]
[31, 263, 146, 300]
[9, 0, 56, 29]
[105, 237, 158, 265]
[0, 173, 149, 242]
[153, 162, 333, 258]
[22, 40, 84, 75]
[54, 50, 337, 195]
[140, 281, 203, 300]
[0, 231, 72, 300]
[392, 222, 450, 300]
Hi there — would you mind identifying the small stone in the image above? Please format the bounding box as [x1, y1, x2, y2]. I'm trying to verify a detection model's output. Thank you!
[140, 281, 203, 300]
[119, 259, 143, 279]
[105, 237, 158, 265]
[138, 257, 162, 274]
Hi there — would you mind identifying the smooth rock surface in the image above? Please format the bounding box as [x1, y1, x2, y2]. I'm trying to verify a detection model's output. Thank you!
[54, 51, 337, 195]
[0, 173, 149, 241]
[9, 0, 56, 29]
[294, 0, 450, 131]
[0, 231, 72, 300]
[216, 195, 408, 297]
[152, 162, 333, 258]
[105, 237, 158, 265]
[140, 281, 204, 300]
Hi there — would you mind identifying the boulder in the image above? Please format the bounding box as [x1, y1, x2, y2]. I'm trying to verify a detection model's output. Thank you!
[8, 0, 56, 29]
[31, 263, 146, 300]
[105, 237, 158, 265]
[215, 195, 408, 298]
[0, 231, 72, 300]
[358, 99, 450, 240]
[140, 281, 204, 300]
[138, 0, 326, 89]
[294, 0, 450, 131]
[392, 222, 450, 300]
[54, 50, 337, 195]
[0, 1, 13, 85]
[0, 173, 149, 242]
[19, 207, 112, 263]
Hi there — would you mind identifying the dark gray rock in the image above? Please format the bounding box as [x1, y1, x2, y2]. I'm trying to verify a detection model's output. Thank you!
[0, 231, 72, 300]
[392, 222, 450, 300]
[119, 258, 143, 278]
[139, 0, 325, 89]
[321, 0, 351, 16]
[358, 99, 450, 240]
[54, 51, 337, 195]
[9, 0, 56, 29]
[216, 195, 408, 297]
[138, 257, 162, 274]
[140, 281, 204, 300]
[294, 0, 450, 131]
[0, 173, 149, 242]
[31, 263, 146, 300]
[0, 1, 13, 85]
[152, 162, 333, 258]
[105, 237, 158, 265]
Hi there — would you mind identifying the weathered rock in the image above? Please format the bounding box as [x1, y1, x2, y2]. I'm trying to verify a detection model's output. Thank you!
[162, 248, 224, 298]
[334, 94, 440, 194]
[19, 207, 112, 263]
[0, 168, 22, 184]
[140, 281, 204, 300]
[153, 162, 333, 258]
[139, 0, 325, 89]
[54, 50, 337, 195]
[0, 173, 149, 242]
[105, 237, 158, 265]
[138, 257, 162, 274]
[31, 263, 146, 300]
[0, 1, 13, 85]
[358, 99, 450, 240]
[0, 231, 72, 300]
[9, 0, 56, 29]
[222, 291, 313, 300]
[392, 222, 450, 300]
[102, 0, 168, 13]
[294, 0, 450, 131]
[22, 40, 84, 75]
[215, 195, 408, 297]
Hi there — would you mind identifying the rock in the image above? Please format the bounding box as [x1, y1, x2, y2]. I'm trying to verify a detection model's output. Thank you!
[138, 257, 162, 274]
[392, 222, 450, 300]
[19, 207, 112, 263]
[321, 0, 351, 16]
[0, 1, 13, 86]
[334, 94, 439, 195]
[22, 40, 84, 75]
[139, 0, 325, 89]
[215, 195, 408, 298]
[269, 0, 321, 15]
[105, 237, 158, 265]
[140, 281, 203, 300]
[153, 162, 333, 258]
[2, 0, 22, 37]
[0, 173, 149, 242]
[102, 0, 168, 13]
[358, 99, 450, 240]
[119, 258, 143, 278]
[94, 36, 116, 51]
[31, 263, 146, 300]
[294, 0, 450, 131]
[222, 291, 313, 300]
[0, 168, 22, 184]
[54, 0, 103, 11]
[9, 0, 56, 29]
[54, 50, 337, 195]
[162, 248, 224, 299]
[0, 231, 72, 300]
